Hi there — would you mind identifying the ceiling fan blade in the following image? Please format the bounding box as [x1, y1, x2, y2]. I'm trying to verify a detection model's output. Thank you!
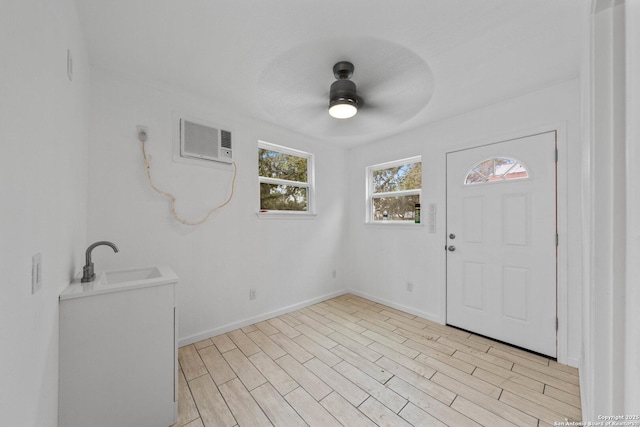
[254, 36, 435, 142]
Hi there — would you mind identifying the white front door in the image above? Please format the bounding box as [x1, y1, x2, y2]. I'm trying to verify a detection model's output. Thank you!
[446, 132, 557, 357]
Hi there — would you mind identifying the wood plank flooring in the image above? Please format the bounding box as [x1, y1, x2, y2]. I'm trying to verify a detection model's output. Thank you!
[173, 294, 581, 427]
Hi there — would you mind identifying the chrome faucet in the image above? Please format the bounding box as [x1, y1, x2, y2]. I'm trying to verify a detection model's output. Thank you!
[81, 241, 119, 283]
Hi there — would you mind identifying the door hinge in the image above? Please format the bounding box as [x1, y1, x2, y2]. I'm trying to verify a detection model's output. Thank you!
[556, 317, 559, 331]
[555, 233, 559, 247]
[555, 148, 558, 163]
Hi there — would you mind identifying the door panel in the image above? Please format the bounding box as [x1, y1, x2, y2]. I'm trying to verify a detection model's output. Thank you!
[446, 132, 557, 357]
[502, 266, 529, 321]
[462, 196, 485, 243]
[463, 262, 485, 310]
[503, 194, 529, 246]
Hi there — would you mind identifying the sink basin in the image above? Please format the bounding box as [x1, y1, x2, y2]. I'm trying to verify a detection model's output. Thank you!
[60, 265, 178, 300]
[103, 266, 162, 284]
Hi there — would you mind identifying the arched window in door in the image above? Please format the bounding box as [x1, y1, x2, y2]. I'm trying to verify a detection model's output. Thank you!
[464, 157, 529, 185]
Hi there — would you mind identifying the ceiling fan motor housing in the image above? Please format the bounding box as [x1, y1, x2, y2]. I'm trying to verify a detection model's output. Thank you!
[333, 61, 354, 80]
[329, 79, 358, 108]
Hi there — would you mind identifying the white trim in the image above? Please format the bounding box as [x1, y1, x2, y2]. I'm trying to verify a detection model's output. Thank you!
[555, 123, 570, 366]
[372, 189, 421, 199]
[258, 140, 313, 159]
[625, 0, 640, 411]
[256, 211, 317, 220]
[347, 289, 441, 324]
[580, 1, 632, 417]
[364, 222, 424, 228]
[178, 289, 347, 347]
[367, 156, 423, 174]
[260, 177, 309, 188]
[579, 1, 595, 419]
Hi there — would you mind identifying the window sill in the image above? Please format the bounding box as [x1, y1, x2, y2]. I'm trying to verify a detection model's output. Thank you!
[257, 211, 317, 220]
[365, 221, 424, 228]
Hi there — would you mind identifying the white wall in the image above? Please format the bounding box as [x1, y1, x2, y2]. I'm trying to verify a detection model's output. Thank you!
[86, 69, 348, 346]
[346, 79, 582, 366]
[0, 1, 90, 426]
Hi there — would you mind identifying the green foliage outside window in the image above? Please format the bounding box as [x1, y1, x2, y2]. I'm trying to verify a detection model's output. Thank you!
[372, 194, 421, 221]
[372, 162, 421, 193]
[259, 149, 307, 182]
[371, 161, 421, 221]
[259, 148, 310, 211]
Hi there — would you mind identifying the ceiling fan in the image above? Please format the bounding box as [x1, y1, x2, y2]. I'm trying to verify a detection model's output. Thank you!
[255, 37, 434, 140]
[328, 61, 361, 119]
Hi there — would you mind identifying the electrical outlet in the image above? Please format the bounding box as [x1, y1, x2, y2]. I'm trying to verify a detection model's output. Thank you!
[136, 125, 149, 142]
[249, 289, 256, 300]
[32, 253, 42, 294]
[406, 282, 414, 292]
[332, 270, 337, 279]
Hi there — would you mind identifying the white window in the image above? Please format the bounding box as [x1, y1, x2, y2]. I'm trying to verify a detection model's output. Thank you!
[367, 156, 422, 223]
[464, 157, 529, 185]
[258, 141, 315, 215]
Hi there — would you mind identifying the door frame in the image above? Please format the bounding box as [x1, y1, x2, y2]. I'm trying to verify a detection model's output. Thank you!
[443, 123, 569, 364]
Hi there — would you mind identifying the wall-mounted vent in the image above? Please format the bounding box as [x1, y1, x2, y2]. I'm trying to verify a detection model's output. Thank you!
[180, 118, 233, 164]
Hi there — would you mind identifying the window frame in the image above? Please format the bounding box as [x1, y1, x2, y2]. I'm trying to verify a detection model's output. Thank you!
[257, 141, 316, 218]
[366, 156, 422, 224]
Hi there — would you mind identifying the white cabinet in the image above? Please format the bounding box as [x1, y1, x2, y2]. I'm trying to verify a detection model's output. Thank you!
[59, 266, 178, 427]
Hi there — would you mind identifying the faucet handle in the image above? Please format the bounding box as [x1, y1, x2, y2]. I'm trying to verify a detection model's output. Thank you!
[81, 262, 95, 283]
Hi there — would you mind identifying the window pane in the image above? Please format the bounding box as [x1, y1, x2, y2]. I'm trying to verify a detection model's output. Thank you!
[465, 157, 528, 185]
[372, 162, 421, 193]
[258, 148, 308, 182]
[372, 194, 420, 221]
[260, 183, 308, 211]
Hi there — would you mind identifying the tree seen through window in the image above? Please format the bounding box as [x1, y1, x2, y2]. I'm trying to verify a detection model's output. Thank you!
[369, 159, 422, 222]
[258, 144, 312, 212]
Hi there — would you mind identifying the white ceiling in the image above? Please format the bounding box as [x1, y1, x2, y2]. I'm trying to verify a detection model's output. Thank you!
[74, 0, 582, 147]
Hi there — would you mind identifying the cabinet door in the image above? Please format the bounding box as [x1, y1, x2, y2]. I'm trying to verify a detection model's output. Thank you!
[59, 283, 176, 427]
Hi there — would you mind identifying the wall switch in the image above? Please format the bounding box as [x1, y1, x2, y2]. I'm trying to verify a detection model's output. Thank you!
[332, 270, 337, 279]
[406, 282, 414, 292]
[32, 253, 42, 294]
[428, 204, 437, 234]
[249, 289, 256, 300]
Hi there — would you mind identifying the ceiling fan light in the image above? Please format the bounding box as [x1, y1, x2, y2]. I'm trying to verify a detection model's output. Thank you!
[329, 99, 358, 119]
[329, 78, 358, 119]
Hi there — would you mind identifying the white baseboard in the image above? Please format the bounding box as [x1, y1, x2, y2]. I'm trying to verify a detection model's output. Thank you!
[178, 289, 348, 347]
[566, 356, 581, 369]
[347, 289, 443, 324]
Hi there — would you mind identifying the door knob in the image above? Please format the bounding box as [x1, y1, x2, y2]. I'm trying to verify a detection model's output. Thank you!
[449, 233, 456, 239]
[447, 245, 456, 252]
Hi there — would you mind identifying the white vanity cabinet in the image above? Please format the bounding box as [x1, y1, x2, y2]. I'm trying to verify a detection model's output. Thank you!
[59, 265, 178, 427]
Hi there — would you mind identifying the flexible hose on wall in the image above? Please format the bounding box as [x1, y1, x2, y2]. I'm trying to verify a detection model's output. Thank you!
[138, 128, 237, 226]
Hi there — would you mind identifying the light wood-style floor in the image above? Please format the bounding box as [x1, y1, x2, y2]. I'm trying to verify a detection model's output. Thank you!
[173, 294, 581, 427]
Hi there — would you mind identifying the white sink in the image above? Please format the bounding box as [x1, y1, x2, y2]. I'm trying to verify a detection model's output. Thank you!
[103, 266, 162, 284]
[60, 265, 178, 300]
